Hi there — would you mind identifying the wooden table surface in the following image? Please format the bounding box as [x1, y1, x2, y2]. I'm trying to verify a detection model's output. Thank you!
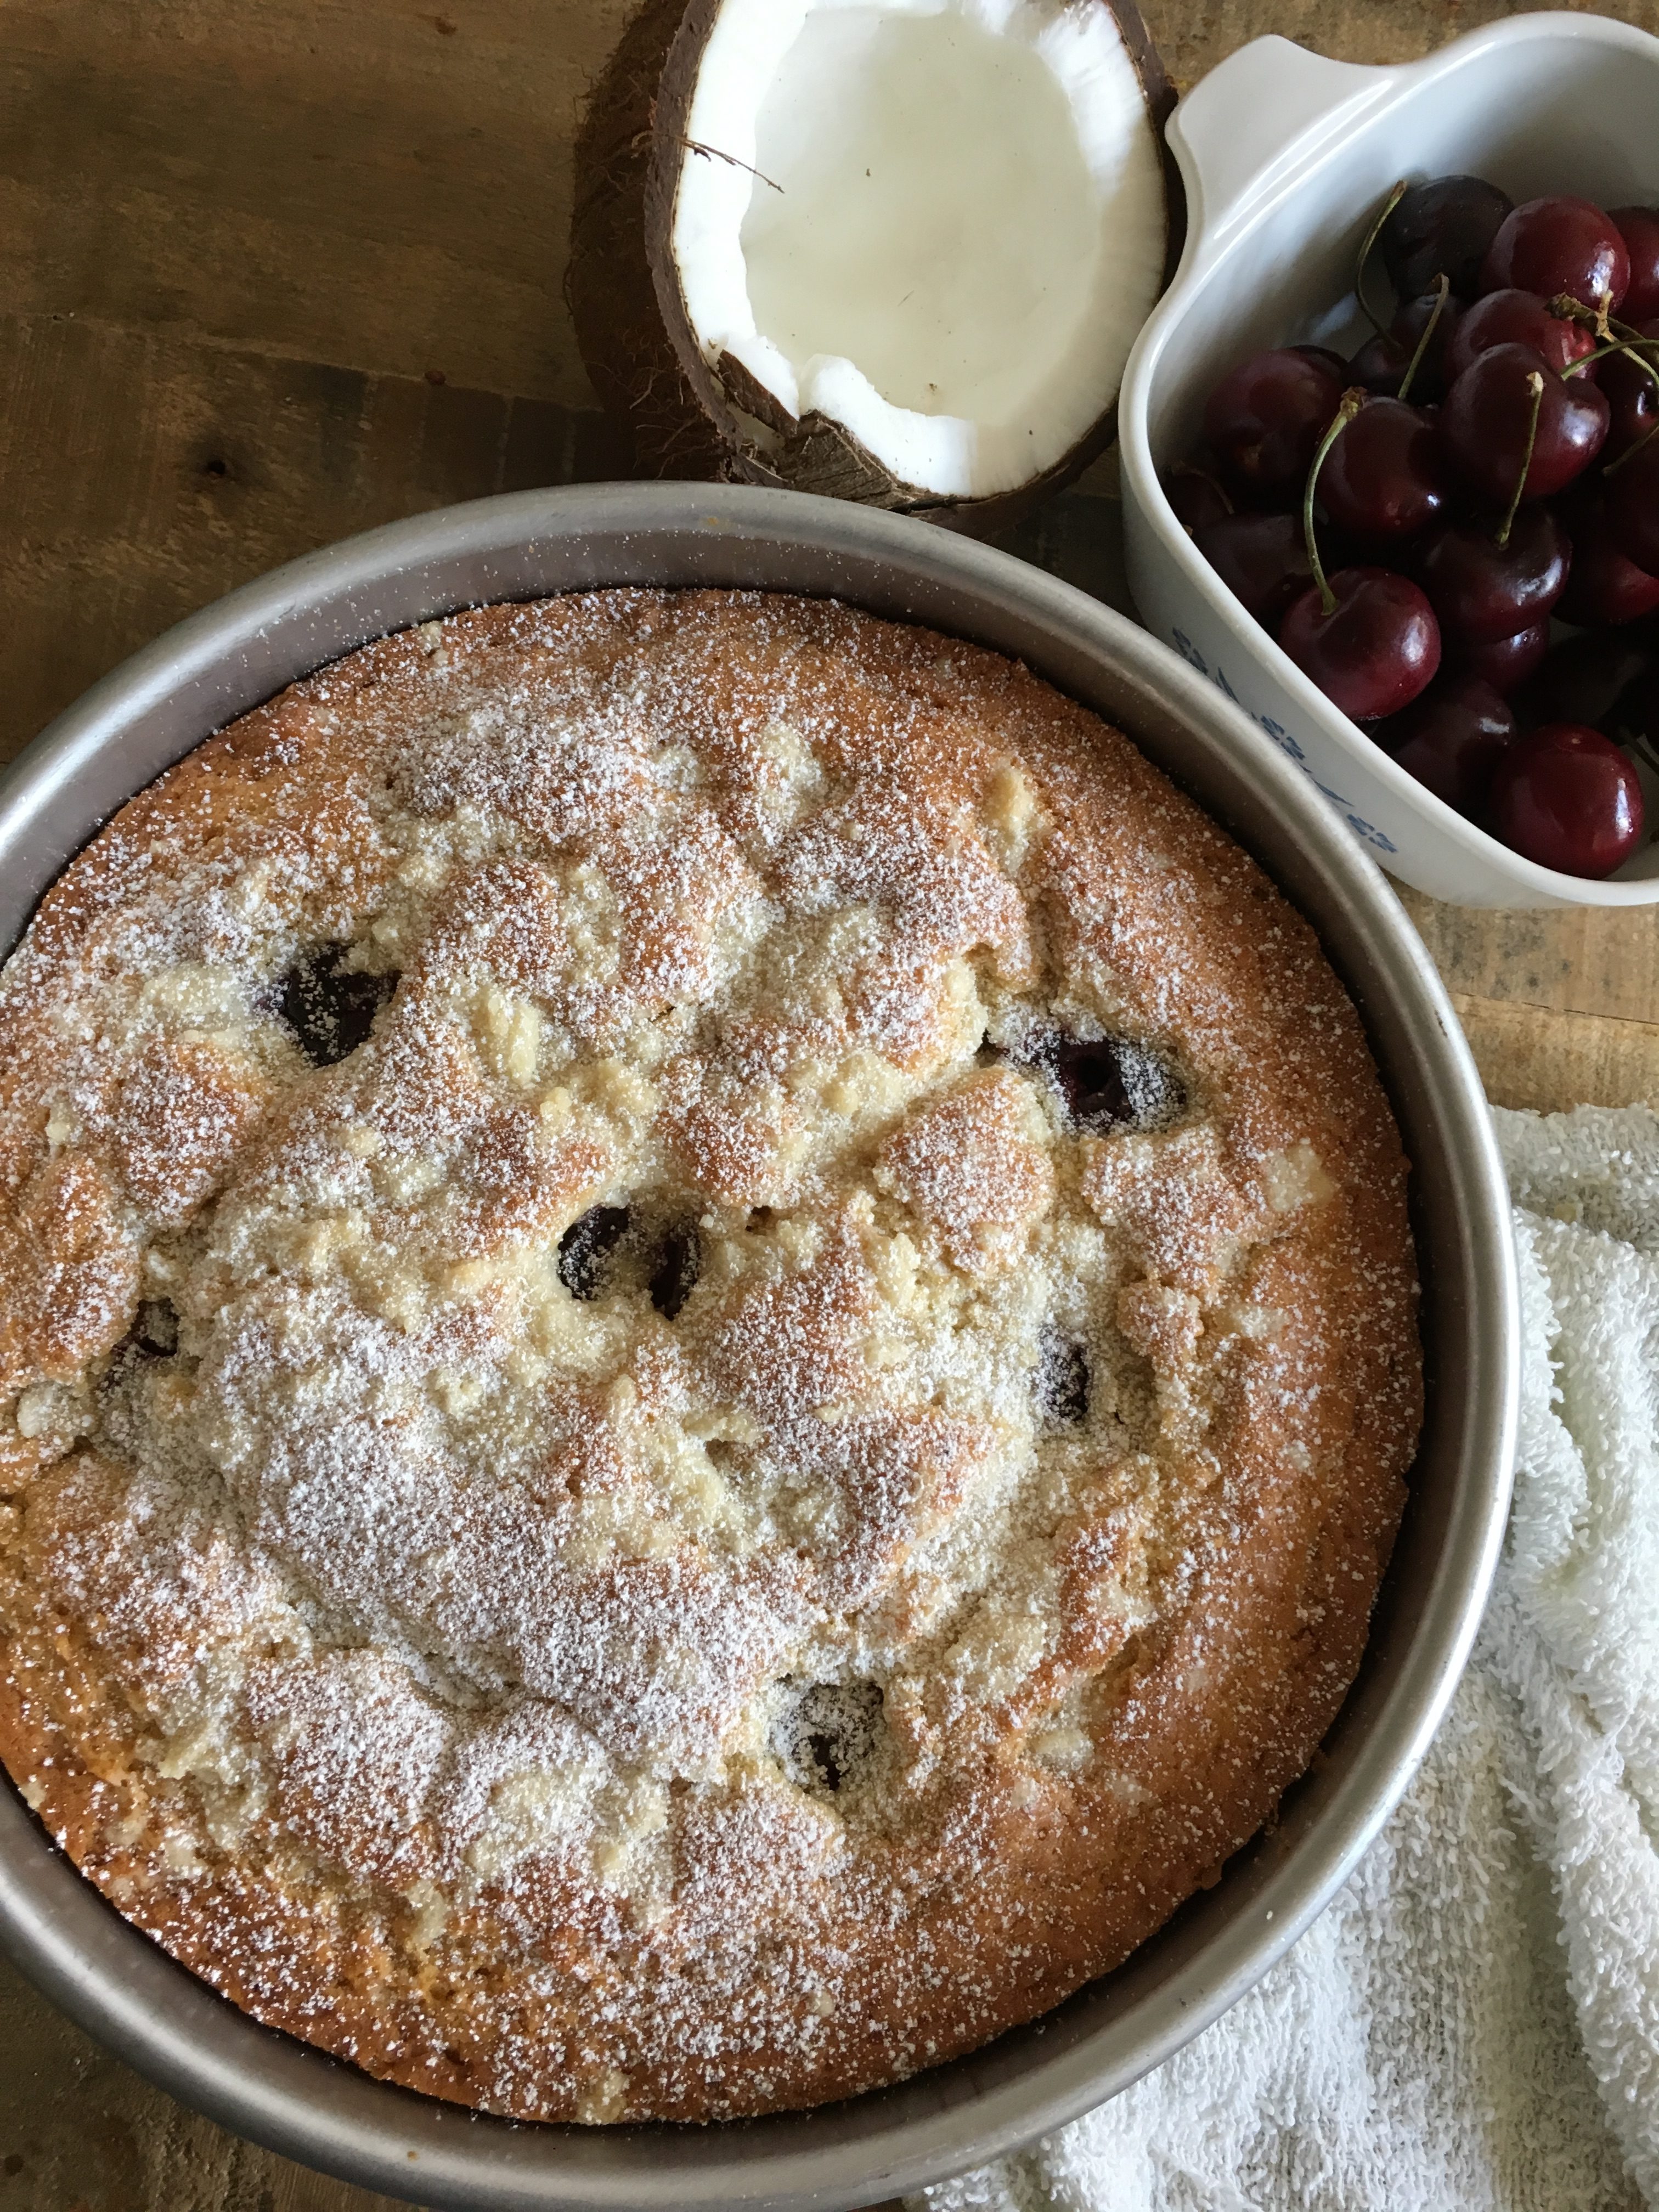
[3, 2, 1657, 2206]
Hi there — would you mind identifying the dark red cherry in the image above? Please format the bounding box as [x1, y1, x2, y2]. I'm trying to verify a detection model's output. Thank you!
[998, 1028, 1183, 1128]
[1392, 287, 1466, 396]
[1606, 435, 1659, 574]
[1449, 620, 1550, 696]
[648, 1223, 701, 1319]
[1415, 506, 1571, 644]
[1480, 196, 1631, 313]
[1381, 176, 1513, 300]
[1194, 511, 1316, 624]
[1164, 464, 1233, 534]
[1600, 319, 1659, 463]
[1279, 567, 1441, 721]
[1610, 208, 1659, 323]
[109, 1297, 181, 1373]
[1351, 290, 1466, 402]
[557, 1205, 631, 1299]
[274, 945, 398, 1065]
[1383, 675, 1516, 813]
[1203, 349, 1345, 504]
[1035, 1325, 1090, 1427]
[1444, 289, 1599, 383]
[1439, 343, 1609, 505]
[1524, 628, 1656, 733]
[1489, 723, 1645, 877]
[1556, 481, 1659, 627]
[1318, 398, 1448, 542]
[1291, 345, 1352, 381]
[1040, 1034, 1183, 1130]
[1350, 331, 1413, 397]
[778, 1678, 883, 1793]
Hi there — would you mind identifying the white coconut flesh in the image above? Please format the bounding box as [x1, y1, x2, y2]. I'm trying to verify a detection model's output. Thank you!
[670, 0, 1168, 501]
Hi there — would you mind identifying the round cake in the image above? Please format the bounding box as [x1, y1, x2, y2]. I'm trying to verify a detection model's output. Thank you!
[0, 589, 1419, 2123]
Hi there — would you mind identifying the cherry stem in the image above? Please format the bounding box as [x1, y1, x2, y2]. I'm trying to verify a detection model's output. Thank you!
[1552, 293, 1659, 371]
[1172, 464, 1234, 519]
[1559, 332, 1659, 416]
[1557, 307, 1659, 455]
[1303, 389, 1367, 616]
[1548, 288, 1616, 341]
[1562, 332, 1659, 371]
[1355, 180, 1409, 338]
[1496, 371, 1544, 551]
[1396, 274, 1450, 404]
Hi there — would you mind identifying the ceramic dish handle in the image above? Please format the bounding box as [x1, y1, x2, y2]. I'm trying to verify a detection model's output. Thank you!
[1169, 36, 1398, 269]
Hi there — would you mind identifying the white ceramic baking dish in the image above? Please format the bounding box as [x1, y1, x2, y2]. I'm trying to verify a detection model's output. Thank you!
[1119, 10, 1659, 909]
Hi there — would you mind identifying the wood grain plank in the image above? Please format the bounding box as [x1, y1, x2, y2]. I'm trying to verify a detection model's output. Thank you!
[1452, 993, 1659, 1113]
[1401, 888, 1659, 1035]
[0, 307, 625, 763]
[0, 0, 637, 405]
[0, 285, 1107, 765]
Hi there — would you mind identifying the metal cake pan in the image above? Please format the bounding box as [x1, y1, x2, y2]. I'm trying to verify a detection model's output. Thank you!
[0, 483, 1518, 2211]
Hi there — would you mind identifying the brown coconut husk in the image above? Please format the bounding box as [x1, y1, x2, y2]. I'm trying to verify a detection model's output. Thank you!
[567, 0, 1185, 537]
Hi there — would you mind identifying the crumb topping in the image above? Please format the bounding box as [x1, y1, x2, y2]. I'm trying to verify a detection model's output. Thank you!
[0, 590, 1420, 2122]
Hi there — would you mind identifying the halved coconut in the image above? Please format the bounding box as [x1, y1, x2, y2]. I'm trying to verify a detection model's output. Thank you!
[569, 0, 1181, 534]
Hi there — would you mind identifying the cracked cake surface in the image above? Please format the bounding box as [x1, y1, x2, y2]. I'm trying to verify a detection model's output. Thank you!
[0, 588, 1420, 2121]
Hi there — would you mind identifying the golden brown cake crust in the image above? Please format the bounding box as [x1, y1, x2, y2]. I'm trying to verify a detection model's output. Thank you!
[0, 590, 1419, 2123]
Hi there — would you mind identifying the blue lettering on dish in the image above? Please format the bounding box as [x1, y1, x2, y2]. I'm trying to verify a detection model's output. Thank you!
[1165, 630, 1398, 855]
[1265, 725, 1309, 770]
[1345, 812, 1398, 853]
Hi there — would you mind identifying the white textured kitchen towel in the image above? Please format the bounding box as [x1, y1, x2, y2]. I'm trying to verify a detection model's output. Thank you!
[914, 1104, 1659, 2212]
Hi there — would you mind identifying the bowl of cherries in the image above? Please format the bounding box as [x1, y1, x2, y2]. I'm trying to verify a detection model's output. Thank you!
[1181, 179, 1656, 883]
[1119, 13, 1659, 907]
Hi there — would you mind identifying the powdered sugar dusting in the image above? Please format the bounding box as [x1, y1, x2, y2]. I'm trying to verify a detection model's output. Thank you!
[0, 589, 1420, 2123]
